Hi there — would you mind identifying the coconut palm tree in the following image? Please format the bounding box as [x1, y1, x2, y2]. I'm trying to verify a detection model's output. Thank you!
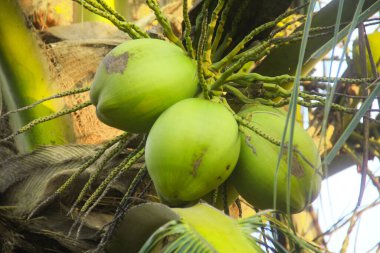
[1, 0, 380, 252]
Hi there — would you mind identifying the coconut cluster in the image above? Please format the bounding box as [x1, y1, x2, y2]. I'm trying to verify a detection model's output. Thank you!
[91, 39, 322, 213]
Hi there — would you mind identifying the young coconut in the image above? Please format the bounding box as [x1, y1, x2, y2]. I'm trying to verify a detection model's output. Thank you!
[145, 98, 241, 206]
[106, 203, 263, 253]
[169, 203, 262, 253]
[90, 39, 199, 133]
[231, 104, 322, 213]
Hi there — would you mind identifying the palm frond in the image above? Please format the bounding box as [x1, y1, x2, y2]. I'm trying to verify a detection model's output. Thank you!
[0, 144, 97, 194]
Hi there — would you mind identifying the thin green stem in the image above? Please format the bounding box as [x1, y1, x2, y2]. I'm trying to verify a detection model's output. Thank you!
[211, 42, 271, 90]
[212, 0, 249, 61]
[270, 16, 306, 38]
[211, 0, 234, 57]
[68, 134, 136, 215]
[119, 166, 148, 206]
[197, 2, 211, 99]
[262, 83, 291, 96]
[297, 98, 356, 113]
[75, 159, 145, 239]
[58, 133, 129, 197]
[81, 0, 105, 12]
[215, 5, 306, 70]
[232, 31, 330, 63]
[78, 146, 144, 215]
[227, 73, 293, 85]
[227, 72, 375, 85]
[213, 34, 233, 61]
[224, 84, 256, 103]
[1, 101, 92, 144]
[95, 0, 125, 21]
[69, 144, 145, 237]
[204, 0, 225, 64]
[268, 1, 311, 39]
[0, 87, 90, 120]
[73, 0, 148, 39]
[146, 0, 184, 49]
[211, 31, 332, 91]
[97, 169, 149, 251]
[182, 0, 195, 58]
[254, 98, 290, 107]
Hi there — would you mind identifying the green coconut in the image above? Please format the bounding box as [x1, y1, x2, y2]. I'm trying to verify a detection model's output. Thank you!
[106, 203, 263, 253]
[231, 104, 322, 213]
[171, 203, 261, 253]
[145, 98, 241, 206]
[90, 38, 199, 133]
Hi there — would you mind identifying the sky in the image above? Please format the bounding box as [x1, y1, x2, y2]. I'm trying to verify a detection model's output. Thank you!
[314, 161, 380, 253]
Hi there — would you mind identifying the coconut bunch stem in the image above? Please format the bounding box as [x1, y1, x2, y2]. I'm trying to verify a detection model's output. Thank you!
[0, 101, 92, 145]
[96, 167, 150, 250]
[145, 0, 184, 49]
[69, 140, 145, 237]
[0, 87, 90, 120]
[72, 0, 148, 39]
[67, 134, 135, 216]
[182, 0, 195, 58]
[211, 0, 249, 60]
[196, 1, 212, 99]
[226, 72, 375, 85]
[203, 0, 225, 65]
[211, 0, 234, 57]
[212, 3, 309, 71]
[224, 82, 364, 114]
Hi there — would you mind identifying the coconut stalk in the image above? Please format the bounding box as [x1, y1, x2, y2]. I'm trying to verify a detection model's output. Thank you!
[0, 0, 75, 152]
